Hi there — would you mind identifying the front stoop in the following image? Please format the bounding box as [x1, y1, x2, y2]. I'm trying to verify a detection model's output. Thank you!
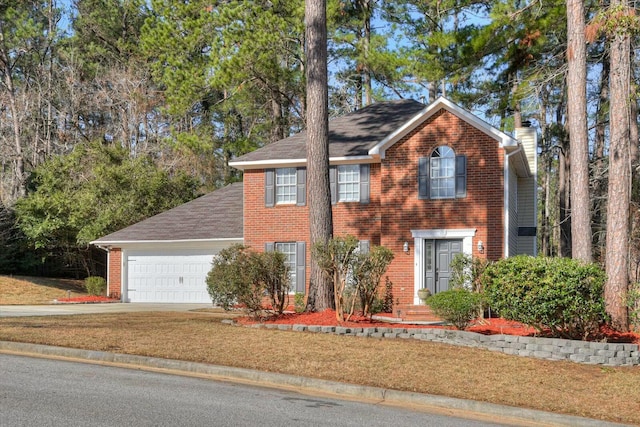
[375, 304, 444, 324]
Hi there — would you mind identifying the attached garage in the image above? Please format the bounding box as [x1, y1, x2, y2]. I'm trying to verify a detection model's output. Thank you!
[91, 183, 244, 303]
[125, 249, 218, 303]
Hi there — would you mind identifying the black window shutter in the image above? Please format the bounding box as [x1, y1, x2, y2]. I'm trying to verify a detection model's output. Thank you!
[418, 157, 429, 199]
[359, 164, 370, 204]
[265, 169, 275, 207]
[265, 242, 274, 252]
[296, 168, 306, 206]
[295, 241, 306, 293]
[455, 155, 467, 198]
[329, 166, 337, 205]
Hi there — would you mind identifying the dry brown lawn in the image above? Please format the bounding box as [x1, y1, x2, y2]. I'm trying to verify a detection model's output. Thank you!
[1, 310, 639, 425]
[0, 275, 86, 304]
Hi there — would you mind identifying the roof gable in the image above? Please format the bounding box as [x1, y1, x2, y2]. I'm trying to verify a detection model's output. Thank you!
[91, 182, 243, 245]
[369, 97, 518, 159]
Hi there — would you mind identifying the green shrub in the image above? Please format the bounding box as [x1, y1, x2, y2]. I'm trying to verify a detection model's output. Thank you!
[628, 282, 640, 330]
[206, 245, 254, 311]
[352, 245, 394, 318]
[482, 256, 607, 339]
[449, 253, 489, 292]
[426, 288, 483, 330]
[368, 296, 385, 315]
[206, 245, 291, 318]
[312, 235, 360, 322]
[381, 276, 394, 313]
[84, 276, 106, 296]
[255, 250, 290, 315]
[313, 235, 394, 321]
[294, 292, 305, 313]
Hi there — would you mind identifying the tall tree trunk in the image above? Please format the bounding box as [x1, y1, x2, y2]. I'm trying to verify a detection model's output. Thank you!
[359, 0, 371, 106]
[538, 89, 552, 256]
[559, 136, 572, 257]
[45, 0, 55, 158]
[629, 41, 638, 167]
[592, 55, 609, 263]
[605, 0, 631, 332]
[566, 0, 592, 262]
[1, 61, 25, 200]
[305, 0, 333, 312]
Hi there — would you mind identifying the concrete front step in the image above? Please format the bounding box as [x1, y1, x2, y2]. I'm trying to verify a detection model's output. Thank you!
[375, 305, 445, 324]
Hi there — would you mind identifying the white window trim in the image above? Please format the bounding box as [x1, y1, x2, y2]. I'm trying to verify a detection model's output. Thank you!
[430, 146, 456, 199]
[411, 229, 476, 305]
[275, 242, 297, 293]
[337, 164, 360, 202]
[275, 167, 297, 205]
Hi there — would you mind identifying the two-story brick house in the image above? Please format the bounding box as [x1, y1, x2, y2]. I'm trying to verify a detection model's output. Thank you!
[230, 97, 537, 308]
[93, 97, 536, 311]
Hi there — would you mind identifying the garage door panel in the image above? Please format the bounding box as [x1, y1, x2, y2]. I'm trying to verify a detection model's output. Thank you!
[126, 251, 215, 303]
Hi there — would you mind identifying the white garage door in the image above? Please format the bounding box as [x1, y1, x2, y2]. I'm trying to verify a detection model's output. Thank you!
[126, 250, 214, 303]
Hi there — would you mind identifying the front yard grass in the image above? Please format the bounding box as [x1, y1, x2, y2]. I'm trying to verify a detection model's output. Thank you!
[0, 275, 86, 304]
[0, 310, 639, 425]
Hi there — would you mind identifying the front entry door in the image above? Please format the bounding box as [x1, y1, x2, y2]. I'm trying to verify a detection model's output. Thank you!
[424, 239, 462, 295]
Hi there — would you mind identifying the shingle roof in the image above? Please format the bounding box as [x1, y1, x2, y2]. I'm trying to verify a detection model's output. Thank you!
[92, 182, 243, 244]
[230, 99, 426, 166]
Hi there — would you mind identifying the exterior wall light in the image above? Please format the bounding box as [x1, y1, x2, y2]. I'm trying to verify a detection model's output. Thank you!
[403, 241, 409, 253]
[477, 240, 484, 254]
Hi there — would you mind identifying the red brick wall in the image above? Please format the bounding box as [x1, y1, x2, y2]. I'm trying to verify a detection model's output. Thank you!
[107, 248, 122, 299]
[380, 109, 504, 305]
[243, 165, 383, 295]
[243, 108, 505, 305]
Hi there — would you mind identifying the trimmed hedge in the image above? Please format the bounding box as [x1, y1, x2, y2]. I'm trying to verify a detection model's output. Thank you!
[426, 288, 483, 330]
[482, 256, 607, 339]
[84, 276, 106, 296]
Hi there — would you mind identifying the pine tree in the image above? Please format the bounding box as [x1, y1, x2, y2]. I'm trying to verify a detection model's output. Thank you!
[566, 0, 591, 262]
[305, 0, 334, 312]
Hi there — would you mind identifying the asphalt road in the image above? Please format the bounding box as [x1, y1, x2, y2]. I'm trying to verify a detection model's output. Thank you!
[0, 353, 506, 427]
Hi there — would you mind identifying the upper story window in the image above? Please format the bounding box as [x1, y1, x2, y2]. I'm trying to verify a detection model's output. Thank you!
[265, 168, 306, 207]
[330, 164, 370, 204]
[418, 147, 466, 200]
[275, 168, 297, 204]
[337, 165, 360, 202]
[430, 146, 455, 199]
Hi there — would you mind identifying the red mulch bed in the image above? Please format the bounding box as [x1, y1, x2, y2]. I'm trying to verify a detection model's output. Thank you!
[55, 296, 120, 304]
[238, 309, 640, 344]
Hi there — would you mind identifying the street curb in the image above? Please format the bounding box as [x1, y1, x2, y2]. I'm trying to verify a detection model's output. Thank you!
[0, 340, 629, 427]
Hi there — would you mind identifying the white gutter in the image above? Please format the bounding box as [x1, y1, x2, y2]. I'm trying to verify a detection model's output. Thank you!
[229, 158, 307, 170]
[229, 155, 377, 170]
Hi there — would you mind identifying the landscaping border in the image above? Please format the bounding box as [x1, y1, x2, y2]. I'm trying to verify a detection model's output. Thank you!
[228, 321, 640, 366]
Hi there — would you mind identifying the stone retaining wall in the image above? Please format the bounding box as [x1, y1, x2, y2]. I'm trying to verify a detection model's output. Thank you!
[234, 321, 640, 366]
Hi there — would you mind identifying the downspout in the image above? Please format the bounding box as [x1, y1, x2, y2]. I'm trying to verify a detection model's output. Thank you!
[503, 145, 523, 258]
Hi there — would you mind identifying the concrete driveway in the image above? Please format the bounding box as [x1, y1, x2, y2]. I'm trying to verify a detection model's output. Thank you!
[0, 303, 213, 317]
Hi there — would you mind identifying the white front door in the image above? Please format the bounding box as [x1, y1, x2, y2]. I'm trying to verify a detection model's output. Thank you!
[126, 250, 214, 303]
